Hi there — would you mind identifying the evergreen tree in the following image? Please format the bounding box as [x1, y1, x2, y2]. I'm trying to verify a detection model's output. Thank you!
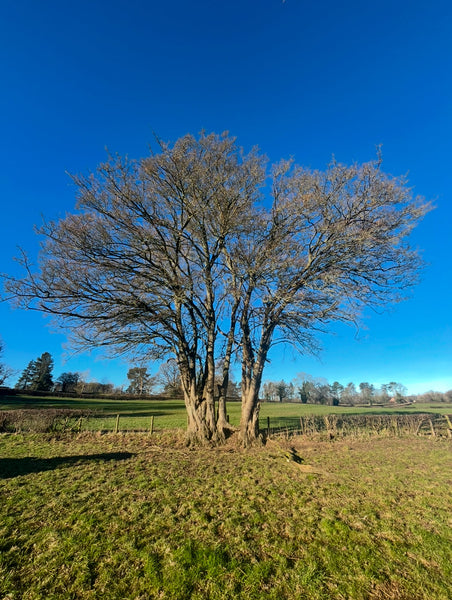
[15, 360, 36, 390]
[30, 352, 54, 391]
[127, 367, 153, 395]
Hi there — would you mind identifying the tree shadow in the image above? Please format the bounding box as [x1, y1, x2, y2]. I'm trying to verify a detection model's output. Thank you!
[0, 452, 135, 479]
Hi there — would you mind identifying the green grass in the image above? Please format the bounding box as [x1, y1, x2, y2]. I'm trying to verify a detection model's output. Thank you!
[0, 432, 451, 599]
[1, 394, 451, 433]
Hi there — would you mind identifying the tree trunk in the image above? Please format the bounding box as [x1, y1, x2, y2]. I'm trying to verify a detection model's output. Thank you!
[184, 387, 217, 444]
[239, 388, 261, 446]
[216, 385, 235, 441]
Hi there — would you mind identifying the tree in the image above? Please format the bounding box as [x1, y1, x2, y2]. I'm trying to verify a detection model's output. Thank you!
[380, 383, 391, 402]
[15, 360, 36, 390]
[155, 359, 183, 397]
[330, 381, 344, 405]
[262, 381, 278, 402]
[229, 157, 429, 442]
[3, 132, 430, 445]
[295, 379, 323, 404]
[127, 366, 154, 395]
[15, 353, 54, 391]
[276, 380, 288, 402]
[341, 382, 358, 405]
[297, 381, 310, 404]
[56, 371, 80, 393]
[359, 382, 375, 405]
[0, 338, 14, 385]
[30, 352, 54, 391]
[387, 381, 407, 401]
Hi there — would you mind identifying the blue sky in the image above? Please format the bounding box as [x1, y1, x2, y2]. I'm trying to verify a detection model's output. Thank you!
[1, 0, 451, 394]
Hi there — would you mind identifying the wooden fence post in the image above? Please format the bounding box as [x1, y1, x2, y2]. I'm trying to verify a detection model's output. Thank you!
[114, 414, 120, 434]
[149, 415, 154, 435]
[267, 416, 270, 437]
[444, 414, 452, 438]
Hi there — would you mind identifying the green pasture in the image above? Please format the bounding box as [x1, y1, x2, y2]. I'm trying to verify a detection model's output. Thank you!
[0, 432, 451, 599]
[0, 394, 450, 432]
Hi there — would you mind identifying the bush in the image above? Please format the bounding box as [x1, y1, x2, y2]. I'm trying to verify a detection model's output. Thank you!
[0, 409, 93, 433]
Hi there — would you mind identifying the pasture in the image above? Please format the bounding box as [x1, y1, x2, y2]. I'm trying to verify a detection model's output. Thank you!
[1, 431, 451, 599]
[1, 395, 451, 599]
[0, 393, 451, 432]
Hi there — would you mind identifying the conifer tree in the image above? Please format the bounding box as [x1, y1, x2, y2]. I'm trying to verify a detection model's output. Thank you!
[15, 360, 36, 390]
[31, 352, 54, 391]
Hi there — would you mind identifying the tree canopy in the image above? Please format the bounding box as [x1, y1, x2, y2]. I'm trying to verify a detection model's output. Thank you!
[3, 132, 430, 444]
[127, 367, 154, 395]
[15, 352, 54, 392]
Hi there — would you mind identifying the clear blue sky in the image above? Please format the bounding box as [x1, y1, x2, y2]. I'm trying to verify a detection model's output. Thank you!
[1, 0, 451, 394]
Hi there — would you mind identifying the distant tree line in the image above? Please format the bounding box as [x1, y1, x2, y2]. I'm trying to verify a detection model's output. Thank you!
[7, 348, 452, 404]
[261, 376, 452, 405]
[10, 352, 241, 399]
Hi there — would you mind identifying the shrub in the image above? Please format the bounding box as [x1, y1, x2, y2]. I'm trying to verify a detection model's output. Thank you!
[0, 409, 93, 433]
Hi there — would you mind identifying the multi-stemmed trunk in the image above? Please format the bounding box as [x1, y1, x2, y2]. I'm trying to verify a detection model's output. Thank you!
[215, 295, 240, 440]
[239, 295, 275, 446]
[184, 386, 217, 444]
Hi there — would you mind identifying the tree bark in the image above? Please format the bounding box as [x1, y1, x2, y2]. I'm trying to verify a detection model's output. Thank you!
[239, 388, 261, 446]
[239, 310, 273, 446]
[184, 387, 217, 444]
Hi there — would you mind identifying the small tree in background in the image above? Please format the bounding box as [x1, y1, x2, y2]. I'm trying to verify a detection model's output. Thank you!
[359, 382, 375, 405]
[127, 367, 154, 395]
[15, 352, 54, 391]
[30, 352, 54, 391]
[387, 381, 408, 402]
[15, 360, 37, 390]
[0, 338, 14, 385]
[156, 359, 183, 397]
[56, 371, 80, 393]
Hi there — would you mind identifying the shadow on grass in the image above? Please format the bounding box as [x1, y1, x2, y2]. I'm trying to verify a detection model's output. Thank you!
[0, 452, 135, 479]
[0, 396, 184, 417]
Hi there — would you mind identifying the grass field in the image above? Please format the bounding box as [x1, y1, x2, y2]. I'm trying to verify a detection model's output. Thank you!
[1, 394, 451, 432]
[0, 431, 451, 599]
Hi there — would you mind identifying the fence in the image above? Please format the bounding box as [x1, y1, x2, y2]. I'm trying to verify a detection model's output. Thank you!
[261, 413, 452, 438]
[1, 408, 452, 438]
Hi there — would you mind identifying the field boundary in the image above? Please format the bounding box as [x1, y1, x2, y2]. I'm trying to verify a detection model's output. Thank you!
[262, 413, 452, 438]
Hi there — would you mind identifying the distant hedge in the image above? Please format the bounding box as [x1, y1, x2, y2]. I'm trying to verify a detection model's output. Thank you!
[0, 386, 176, 401]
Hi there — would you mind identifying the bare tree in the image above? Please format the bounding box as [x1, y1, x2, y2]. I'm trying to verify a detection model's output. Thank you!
[155, 358, 182, 396]
[3, 133, 430, 445]
[231, 158, 430, 444]
[0, 338, 14, 386]
[3, 132, 264, 443]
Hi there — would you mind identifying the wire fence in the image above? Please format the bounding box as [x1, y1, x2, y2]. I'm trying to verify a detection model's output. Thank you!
[1, 408, 451, 439]
[261, 413, 452, 438]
